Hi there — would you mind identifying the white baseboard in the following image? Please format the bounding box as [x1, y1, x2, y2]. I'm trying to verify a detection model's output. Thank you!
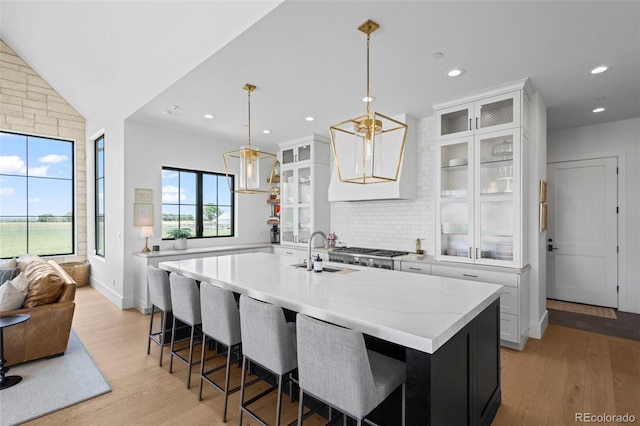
[88, 278, 125, 309]
[529, 309, 549, 339]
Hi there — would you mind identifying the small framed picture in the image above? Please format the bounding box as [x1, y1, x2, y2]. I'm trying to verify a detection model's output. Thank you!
[134, 203, 153, 226]
[134, 188, 153, 203]
[539, 180, 547, 203]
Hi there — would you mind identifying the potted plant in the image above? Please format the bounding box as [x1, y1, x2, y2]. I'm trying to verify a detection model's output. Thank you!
[167, 228, 192, 250]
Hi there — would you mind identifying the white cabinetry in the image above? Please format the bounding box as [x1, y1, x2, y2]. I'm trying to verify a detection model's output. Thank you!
[399, 261, 431, 275]
[436, 90, 522, 140]
[279, 135, 330, 247]
[430, 263, 529, 350]
[434, 80, 531, 269]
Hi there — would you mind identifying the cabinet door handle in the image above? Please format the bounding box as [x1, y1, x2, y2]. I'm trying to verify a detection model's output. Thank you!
[463, 273, 478, 278]
[476, 117, 479, 129]
[409, 267, 421, 271]
[469, 247, 472, 259]
[469, 118, 472, 131]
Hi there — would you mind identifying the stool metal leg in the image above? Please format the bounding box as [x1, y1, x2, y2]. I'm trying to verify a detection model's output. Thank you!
[147, 305, 155, 355]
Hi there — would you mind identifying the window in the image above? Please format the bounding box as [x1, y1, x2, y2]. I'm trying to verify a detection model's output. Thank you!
[95, 135, 105, 257]
[161, 167, 233, 239]
[0, 131, 74, 258]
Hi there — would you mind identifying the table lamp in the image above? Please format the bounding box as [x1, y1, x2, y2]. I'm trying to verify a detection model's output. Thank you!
[140, 226, 154, 253]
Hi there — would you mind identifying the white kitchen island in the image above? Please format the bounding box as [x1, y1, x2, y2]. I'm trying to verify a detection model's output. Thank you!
[160, 252, 503, 425]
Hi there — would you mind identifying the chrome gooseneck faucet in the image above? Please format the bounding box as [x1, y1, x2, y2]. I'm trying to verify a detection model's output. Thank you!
[307, 231, 328, 271]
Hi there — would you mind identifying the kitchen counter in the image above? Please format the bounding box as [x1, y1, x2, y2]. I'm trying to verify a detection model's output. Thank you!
[159, 252, 503, 424]
[395, 253, 530, 274]
[159, 252, 501, 354]
[133, 242, 273, 258]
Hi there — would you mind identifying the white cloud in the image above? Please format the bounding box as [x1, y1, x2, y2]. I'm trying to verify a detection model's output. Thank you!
[0, 155, 51, 176]
[0, 187, 15, 196]
[0, 155, 27, 175]
[162, 185, 186, 202]
[28, 166, 49, 177]
[39, 154, 67, 164]
[162, 170, 178, 179]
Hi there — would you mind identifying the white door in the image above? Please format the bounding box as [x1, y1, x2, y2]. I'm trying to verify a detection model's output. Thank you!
[546, 157, 618, 307]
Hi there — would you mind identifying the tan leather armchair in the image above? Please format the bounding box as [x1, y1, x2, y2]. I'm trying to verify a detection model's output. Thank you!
[1, 281, 76, 366]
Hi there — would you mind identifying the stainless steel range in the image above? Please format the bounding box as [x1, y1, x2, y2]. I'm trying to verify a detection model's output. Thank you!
[328, 247, 409, 270]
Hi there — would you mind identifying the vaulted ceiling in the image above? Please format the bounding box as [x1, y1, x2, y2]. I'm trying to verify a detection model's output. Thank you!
[2, 1, 639, 149]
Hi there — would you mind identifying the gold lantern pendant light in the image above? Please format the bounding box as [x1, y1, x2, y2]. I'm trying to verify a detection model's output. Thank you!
[329, 19, 408, 184]
[223, 84, 276, 194]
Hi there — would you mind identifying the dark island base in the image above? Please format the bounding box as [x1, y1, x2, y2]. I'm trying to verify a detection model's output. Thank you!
[201, 297, 501, 425]
[365, 298, 501, 425]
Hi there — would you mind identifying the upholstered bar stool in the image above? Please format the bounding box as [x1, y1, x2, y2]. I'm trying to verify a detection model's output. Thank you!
[199, 282, 254, 422]
[296, 313, 406, 426]
[238, 294, 298, 426]
[146, 265, 172, 366]
[168, 272, 202, 389]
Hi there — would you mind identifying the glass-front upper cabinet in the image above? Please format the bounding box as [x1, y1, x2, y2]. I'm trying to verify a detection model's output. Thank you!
[436, 128, 523, 267]
[475, 129, 521, 266]
[435, 91, 521, 140]
[436, 138, 474, 263]
[281, 143, 312, 165]
[279, 166, 313, 244]
[279, 136, 330, 247]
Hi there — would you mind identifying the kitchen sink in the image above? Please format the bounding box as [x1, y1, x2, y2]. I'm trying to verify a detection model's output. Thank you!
[291, 263, 344, 273]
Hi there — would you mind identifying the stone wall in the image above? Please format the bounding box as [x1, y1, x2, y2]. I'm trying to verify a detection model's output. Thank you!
[0, 39, 87, 258]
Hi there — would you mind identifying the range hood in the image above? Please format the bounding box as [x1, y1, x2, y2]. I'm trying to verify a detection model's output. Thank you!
[328, 113, 417, 201]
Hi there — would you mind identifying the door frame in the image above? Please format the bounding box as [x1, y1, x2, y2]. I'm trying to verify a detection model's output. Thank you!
[547, 150, 627, 311]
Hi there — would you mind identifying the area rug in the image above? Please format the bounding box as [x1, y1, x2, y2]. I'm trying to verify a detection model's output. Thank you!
[0, 330, 111, 426]
[547, 299, 617, 319]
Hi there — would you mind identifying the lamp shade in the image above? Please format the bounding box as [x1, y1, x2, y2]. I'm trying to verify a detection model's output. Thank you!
[139, 226, 154, 238]
[330, 111, 407, 184]
[222, 83, 277, 194]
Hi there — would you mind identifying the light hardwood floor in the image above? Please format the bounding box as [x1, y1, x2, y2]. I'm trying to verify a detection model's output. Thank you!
[24, 286, 640, 425]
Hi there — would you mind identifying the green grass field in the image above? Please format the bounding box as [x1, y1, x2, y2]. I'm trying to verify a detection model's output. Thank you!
[0, 221, 72, 258]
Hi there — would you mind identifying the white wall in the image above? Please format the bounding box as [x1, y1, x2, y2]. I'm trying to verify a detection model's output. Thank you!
[123, 121, 270, 306]
[85, 99, 127, 308]
[548, 117, 640, 314]
[86, 118, 271, 309]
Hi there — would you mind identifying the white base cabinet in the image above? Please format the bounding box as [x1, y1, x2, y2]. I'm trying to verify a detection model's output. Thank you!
[398, 259, 529, 350]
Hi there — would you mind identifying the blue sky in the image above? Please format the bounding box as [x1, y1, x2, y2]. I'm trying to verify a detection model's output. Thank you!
[0, 132, 73, 217]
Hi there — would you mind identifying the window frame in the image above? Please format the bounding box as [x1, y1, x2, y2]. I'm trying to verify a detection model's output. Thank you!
[0, 130, 75, 257]
[161, 166, 234, 239]
[94, 134, 105, 257]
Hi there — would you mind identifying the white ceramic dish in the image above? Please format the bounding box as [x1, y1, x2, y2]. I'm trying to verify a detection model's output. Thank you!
[448, 158, 468, 167]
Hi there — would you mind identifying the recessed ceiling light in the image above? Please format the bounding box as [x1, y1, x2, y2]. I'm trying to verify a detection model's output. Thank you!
[162, 110, 172, 116]
[305, 116, 315, 122]
[169, 105, 180, 110]
[432, 52, 444, 59]
[362, 96, 376, 102]
[592, 107, 606, 113]
[591, 65, 609, 74]
[204, 114, 215, 119]
[447, 68, 465, 77]
[263, 129, 271, 134]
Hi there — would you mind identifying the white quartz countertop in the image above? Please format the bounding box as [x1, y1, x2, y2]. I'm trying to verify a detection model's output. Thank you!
[159, 252, 501, 354]
[133, 242, 273, 258]
[395, 254, 530, 274]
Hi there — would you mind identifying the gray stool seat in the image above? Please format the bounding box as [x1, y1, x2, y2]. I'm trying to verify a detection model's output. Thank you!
[146, 265, 172, 366]
[238, 294, 297, 426]
[168, 272, 202, 389]
[198, 281, 244, 422]
[296, 313, 406, 426]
